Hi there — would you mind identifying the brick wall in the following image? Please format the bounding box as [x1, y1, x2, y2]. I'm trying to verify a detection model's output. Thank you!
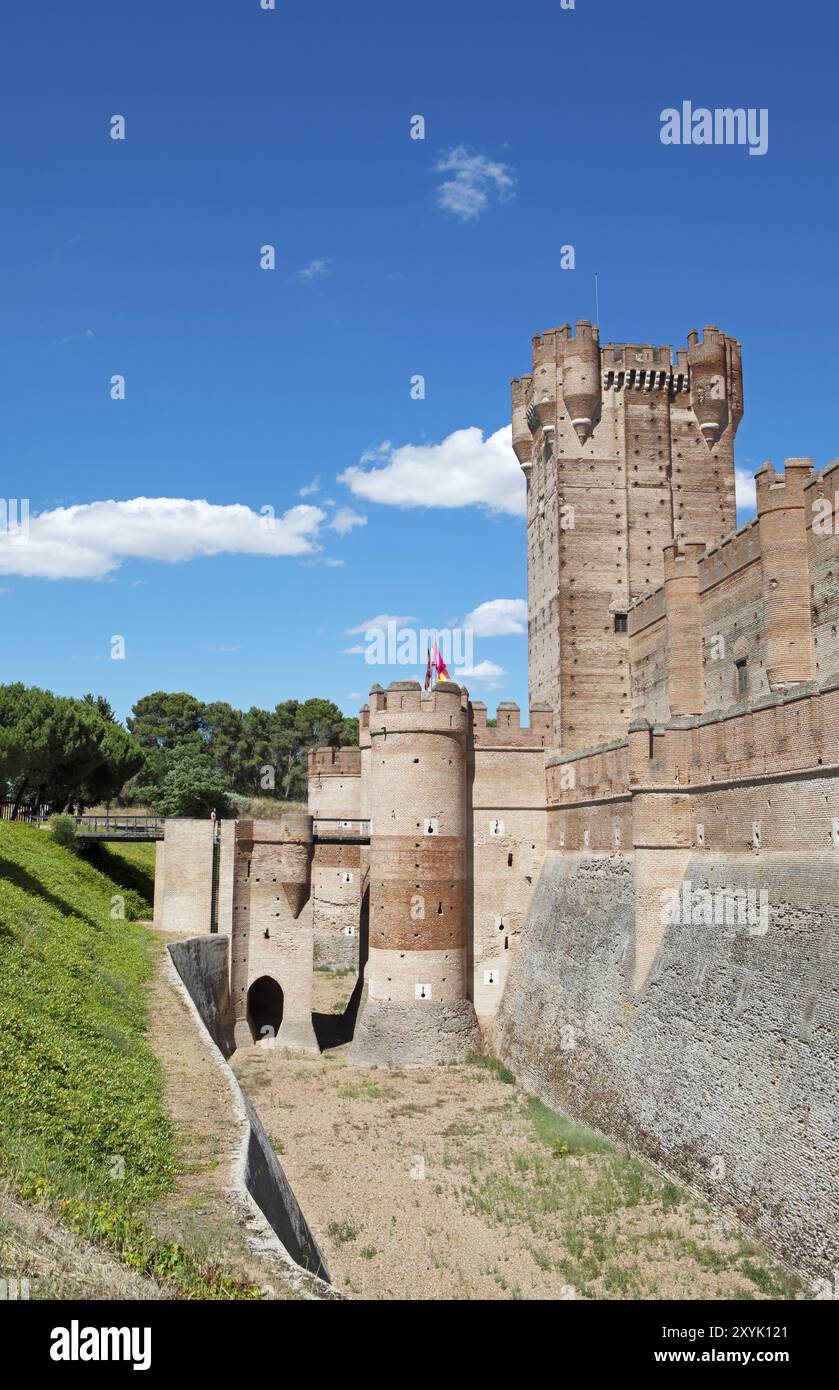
[159, 819, 215, 935]
[513, 323, 741, 750]
[470, 702, 551, 1022]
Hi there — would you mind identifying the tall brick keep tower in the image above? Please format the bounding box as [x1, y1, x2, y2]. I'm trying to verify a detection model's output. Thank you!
[349, 680, 481, 1067]
[512, 322, 743, 751]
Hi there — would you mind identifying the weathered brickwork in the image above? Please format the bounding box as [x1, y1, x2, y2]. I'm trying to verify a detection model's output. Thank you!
[624, 457, 836, 728]
[806, 458, 839, 682]
[307, 745, 366, 967]
[513, 323, 742, 750]
[469, 701, 552, 1020]
[348, 681, 482, 1067]
[230, 816, 319, 1054]
[156, 819, 215, 934]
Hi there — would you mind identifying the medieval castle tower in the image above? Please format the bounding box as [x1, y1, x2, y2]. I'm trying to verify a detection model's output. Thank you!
[348, 680, 482, 1066]
[512, 323, 743, 750]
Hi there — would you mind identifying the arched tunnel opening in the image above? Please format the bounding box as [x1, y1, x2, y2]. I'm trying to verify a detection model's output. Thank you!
[247, 975, 284, 1042]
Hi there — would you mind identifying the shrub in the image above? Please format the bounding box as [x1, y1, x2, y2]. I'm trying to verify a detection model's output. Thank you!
[48, 814, 80, 853]
[151, 749, 230, 819]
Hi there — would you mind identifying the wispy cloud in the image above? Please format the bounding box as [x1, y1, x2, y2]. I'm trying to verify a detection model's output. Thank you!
[435, 146, 515, 221]
[0, 498, 326, 580]
[345, 613, 416, 636]
[465, 598, 527, 637]
[454, 659, 507, 688]
[298, 258, 332, 282]
[359, 441, 392, 463]
[329, 506, 367, 536]
[57, 328, 95, 346]
[339, 425, 524, 517]
[299, 476, 320, 497]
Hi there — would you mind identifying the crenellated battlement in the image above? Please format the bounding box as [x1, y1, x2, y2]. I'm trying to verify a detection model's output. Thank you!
[513, 324, 742, 427]
[470, 700, 554, 748]
[368, 679, 466, 717]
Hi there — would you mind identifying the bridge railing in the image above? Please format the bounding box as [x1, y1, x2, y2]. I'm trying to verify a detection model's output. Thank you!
[73, 815, 166, 839]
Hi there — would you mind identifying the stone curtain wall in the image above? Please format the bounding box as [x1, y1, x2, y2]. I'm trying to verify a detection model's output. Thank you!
[547, 678, 839, 855]
[625, 457, 837, 732]
[495, 851, 839, 1281]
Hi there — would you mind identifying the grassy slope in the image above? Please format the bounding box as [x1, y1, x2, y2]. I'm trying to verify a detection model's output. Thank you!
[0, 825, 169, 1202]
[0, 824, 261, 1298]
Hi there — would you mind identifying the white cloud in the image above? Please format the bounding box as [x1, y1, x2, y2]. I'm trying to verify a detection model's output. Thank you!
[465, 598, 527, 637]
[329, 506, 367, 536]
[341, 644, 367, 656]
[299, 476, 320, 497]
[345, 613, 416, 635]
[435, 146, 515, 221]
[359, 441, 392, 463]
[298, 258, 332, 282]
[0, 497, 326, 581]
[454, 660, 507, 686]
[339, 425, 524, 517]
[735, 466, 757, 517]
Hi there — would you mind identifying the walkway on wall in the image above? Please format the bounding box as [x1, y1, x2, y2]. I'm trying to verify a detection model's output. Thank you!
[73, 814, 165, 842]
[313, 817, 370, 846]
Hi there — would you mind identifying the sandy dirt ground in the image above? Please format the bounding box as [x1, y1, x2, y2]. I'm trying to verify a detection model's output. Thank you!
[231, 968, 804, 1301]
[144, 930, 308, 1298]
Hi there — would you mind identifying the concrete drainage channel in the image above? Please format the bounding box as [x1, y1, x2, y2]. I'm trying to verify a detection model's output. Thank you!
[165, 937, 340, 1300]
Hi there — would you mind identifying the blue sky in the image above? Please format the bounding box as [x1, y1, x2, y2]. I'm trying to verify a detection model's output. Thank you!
[1, 0, 837, 723]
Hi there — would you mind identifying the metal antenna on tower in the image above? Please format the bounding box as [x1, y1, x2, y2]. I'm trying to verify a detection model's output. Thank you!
[594, 272, 600, 331]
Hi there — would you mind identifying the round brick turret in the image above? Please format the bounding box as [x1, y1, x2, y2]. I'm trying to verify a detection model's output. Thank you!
[562, 320, 601, 444]
[349, 680, 481, 1066]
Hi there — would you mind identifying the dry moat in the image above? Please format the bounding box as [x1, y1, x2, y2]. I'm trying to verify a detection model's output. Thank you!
[231, 967, 804, 1302]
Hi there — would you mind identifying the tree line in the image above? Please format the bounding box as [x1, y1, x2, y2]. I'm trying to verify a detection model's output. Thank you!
[0, 685, 357, 817]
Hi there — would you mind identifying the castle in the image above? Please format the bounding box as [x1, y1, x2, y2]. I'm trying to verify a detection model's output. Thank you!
[157, 320, 838, 1277]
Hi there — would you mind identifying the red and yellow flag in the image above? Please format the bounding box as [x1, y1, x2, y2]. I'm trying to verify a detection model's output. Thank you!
[432, 640, 450, 683]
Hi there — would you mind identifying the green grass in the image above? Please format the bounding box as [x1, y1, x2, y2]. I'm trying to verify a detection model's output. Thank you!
[467, 1054, 517, 1085]
[461, 1091, 807, 1300]
[336, 1078, 389, 1101]
[326, 1219, 359, 1246]
[0, 824, 262, 1299]
[526, 1097, 614, 1156]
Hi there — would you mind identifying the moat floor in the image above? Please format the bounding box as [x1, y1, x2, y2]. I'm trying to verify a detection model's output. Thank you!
[231, 969, 803, 1302]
